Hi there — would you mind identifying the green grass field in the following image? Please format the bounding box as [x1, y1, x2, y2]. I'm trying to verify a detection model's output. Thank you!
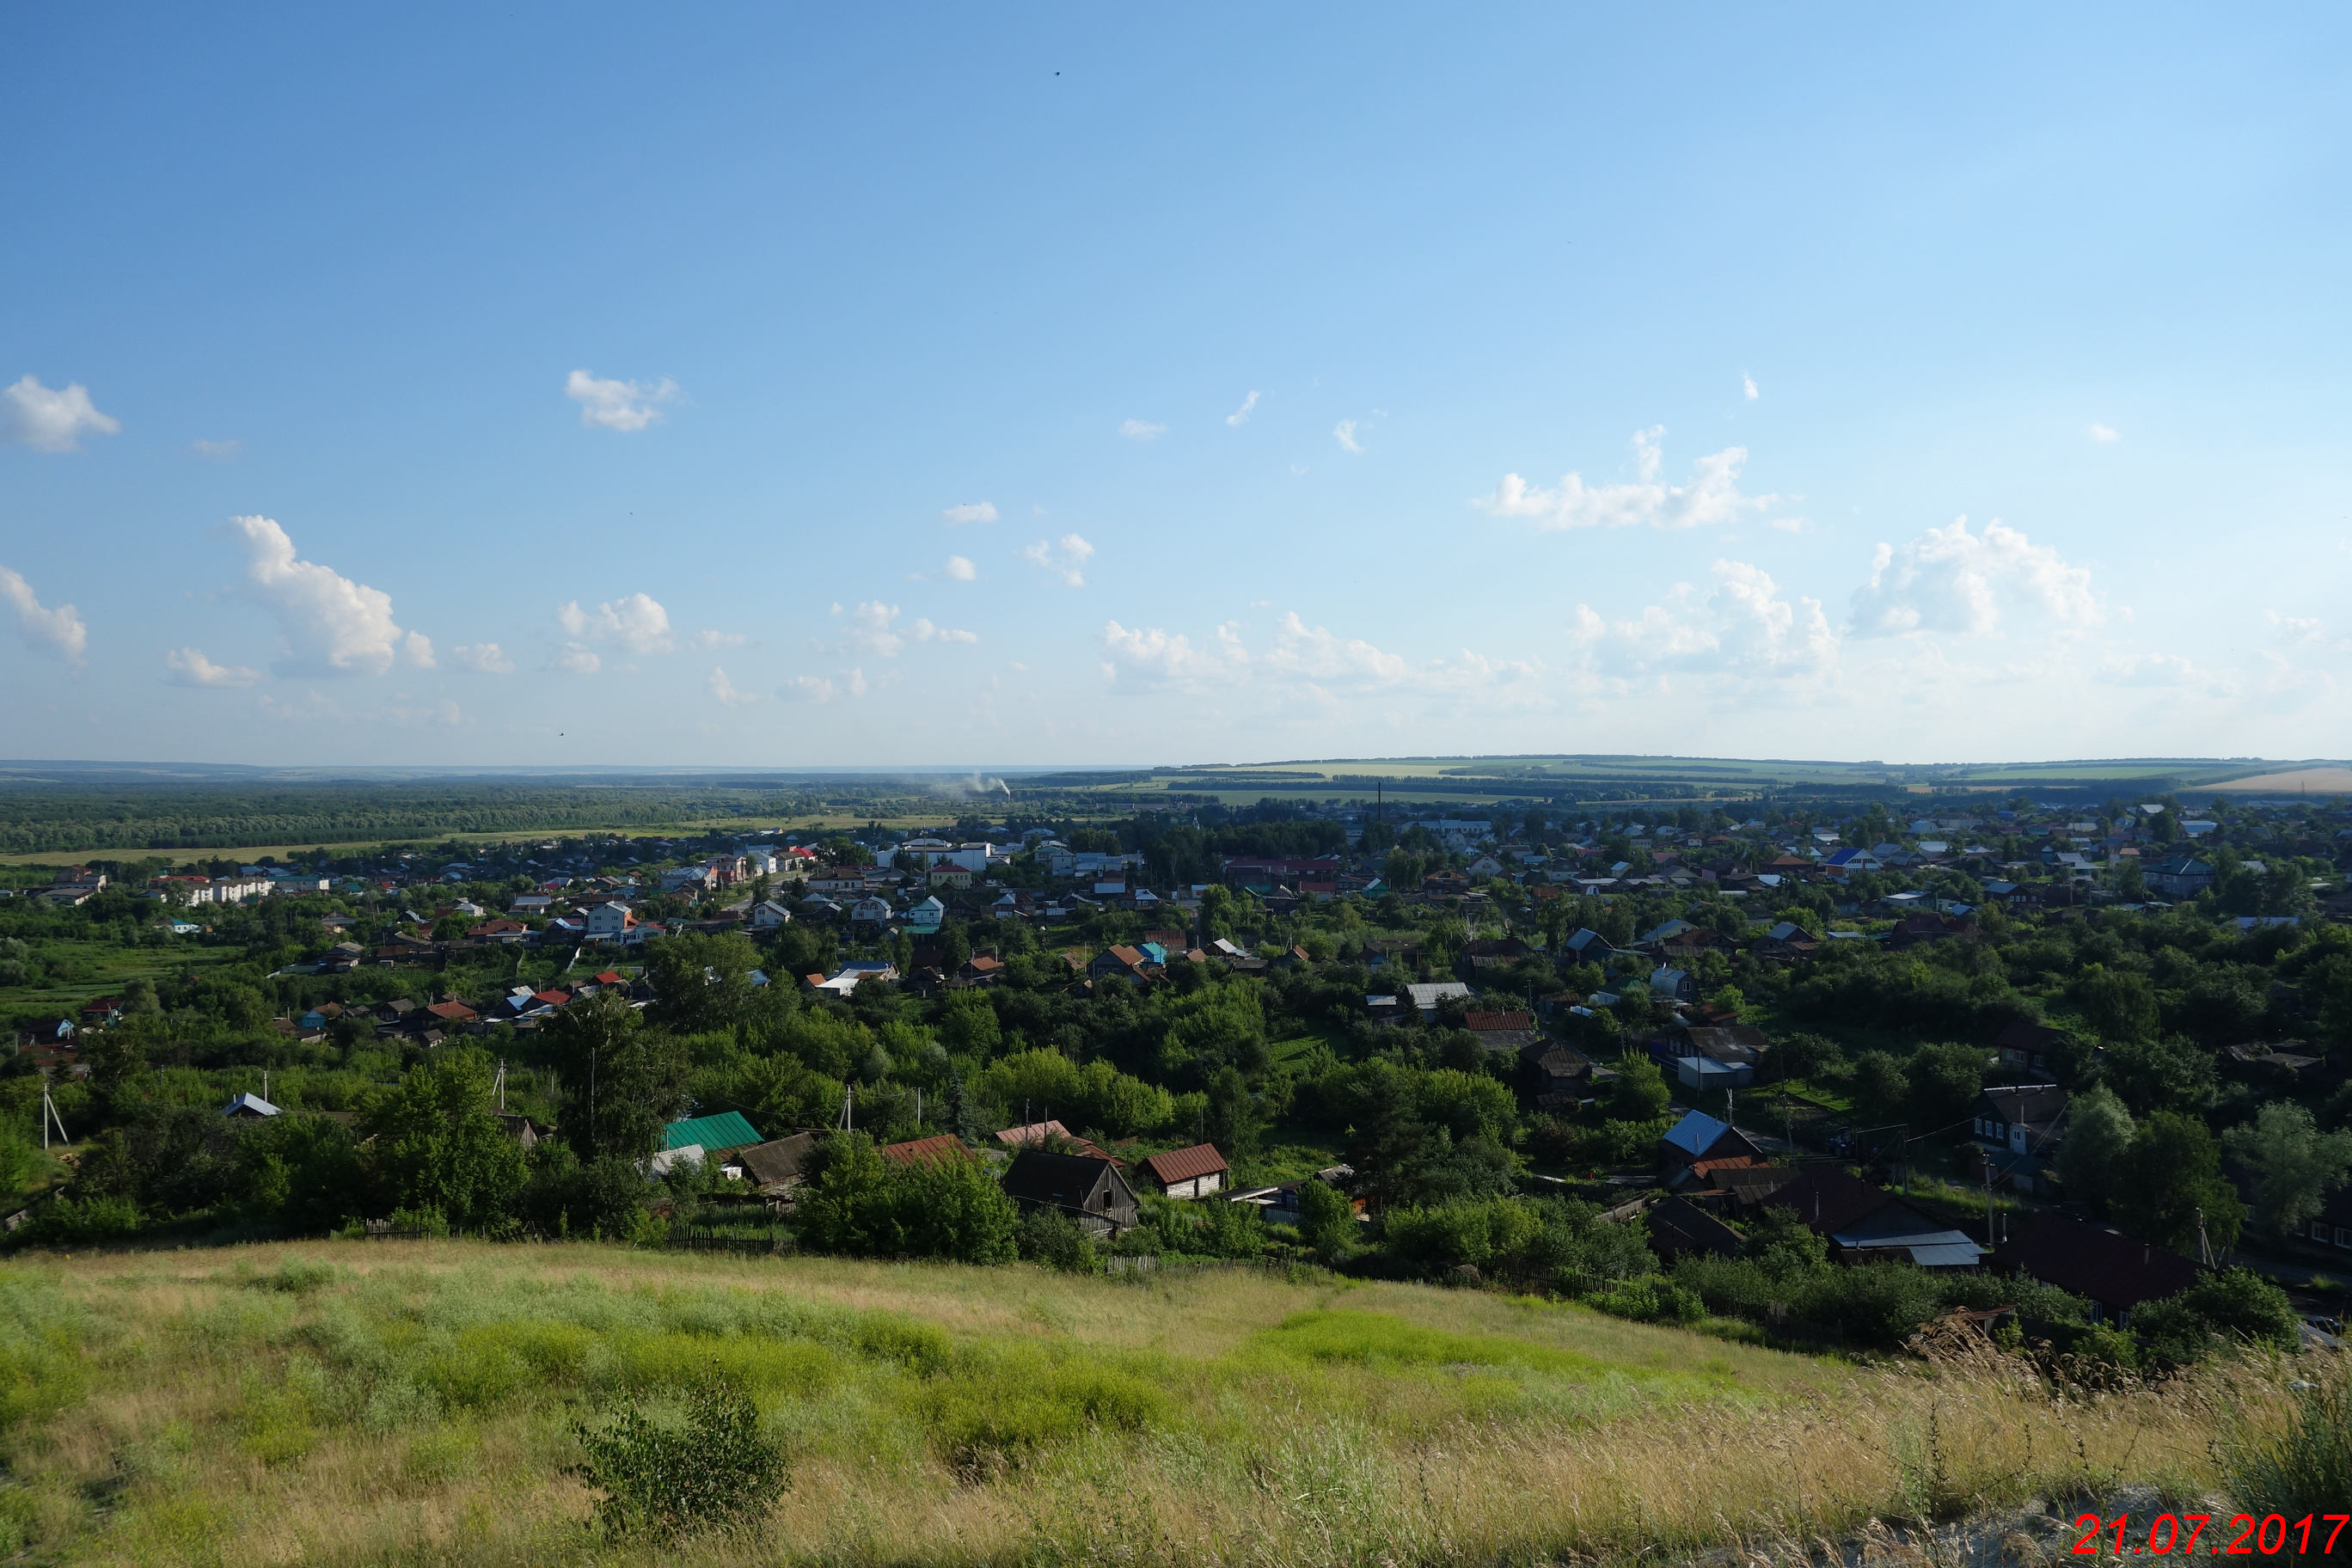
[0, 1238, 2289, 1568]
[0, 939, 245, 1015]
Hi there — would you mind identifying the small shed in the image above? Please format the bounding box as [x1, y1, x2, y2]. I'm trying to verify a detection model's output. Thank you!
[1001, 1149, 1138, 1236]
[736, 1131, 822, 1193]
[1139, 1142, 1228, 1199]
[223, 1093, 282, 1120]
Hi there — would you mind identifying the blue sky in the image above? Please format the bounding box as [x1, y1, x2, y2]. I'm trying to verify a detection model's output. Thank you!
[4, 5, 2349, 767]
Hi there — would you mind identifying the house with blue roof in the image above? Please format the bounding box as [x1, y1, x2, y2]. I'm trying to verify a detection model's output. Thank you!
[1657, 1109, 1762, 1180]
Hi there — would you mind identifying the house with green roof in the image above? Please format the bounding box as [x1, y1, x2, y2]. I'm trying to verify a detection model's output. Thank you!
[662, 1112, 762, 1155]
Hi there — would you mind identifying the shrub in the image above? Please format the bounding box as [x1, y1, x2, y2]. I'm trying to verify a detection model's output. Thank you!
[23, 1194, 138, 1248]
[1584, 1276, 1703, 1325]
[571, 1370, 785, 1540]
[1017, 1209, 1098, 1273]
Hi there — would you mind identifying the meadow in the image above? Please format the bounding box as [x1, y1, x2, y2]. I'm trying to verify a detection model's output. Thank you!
[0, 1239, 2313, 1568]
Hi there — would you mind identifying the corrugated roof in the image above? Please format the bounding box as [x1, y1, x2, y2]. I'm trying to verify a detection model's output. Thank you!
[1661, 1110, 1729, 1158]
[1142, 1143, 1228, 1185]
[663, 1111, 763, 1153]
[879, 1134, 967, 1167]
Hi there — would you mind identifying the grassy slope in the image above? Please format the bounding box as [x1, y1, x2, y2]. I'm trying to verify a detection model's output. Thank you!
[0, 1240, 2284, 1568]
[0, 940, 244, 1014]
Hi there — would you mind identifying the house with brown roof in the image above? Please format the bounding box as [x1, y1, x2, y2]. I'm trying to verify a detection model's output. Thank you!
[1087, 944, 1161, 982]
[1992, 1020, 2071, 1075]
[1989, 1211, 2200, 1325]
[879, 1134, 970, 1167]
[1647, 1194, 1743, 1261]
[994, 1119, 1113, 1160]
[1138, 1142, 1228, 1198]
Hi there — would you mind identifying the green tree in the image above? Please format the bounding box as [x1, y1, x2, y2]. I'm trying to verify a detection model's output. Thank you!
[1606, 1052, 1671, 1123]
[644, 931, 781, 1039]
[1203, 1067, 1261, 1164]
[2113, 1111, 2244, 1257]
[1904, 1042, 1988, 1130]
[542, 989, 689, 1161]
[2073, 966, 2159, 1043]
[1852, 1050, 1910, 1123]
[1296, 1178, 1356, 1258]
[938, 920, 971, 976]
[235, 1116, 366, 1232]
[364, 1050, 527, 1230]
[2055, 1085, 2135, 1214]
[2222, 1100, 2352, 1242]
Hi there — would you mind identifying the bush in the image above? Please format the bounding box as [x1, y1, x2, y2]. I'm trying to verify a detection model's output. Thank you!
[1584, 1276, 1703, 1324]
[23, 1194, 138, 1247]
[1017, 1209, 1098, 1273]
[2132, 1268, 2299, 1373]
[571, 1370, 785, 1540]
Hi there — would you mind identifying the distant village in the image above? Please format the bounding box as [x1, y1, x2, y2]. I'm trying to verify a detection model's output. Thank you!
[4, 784, 2349, 1362]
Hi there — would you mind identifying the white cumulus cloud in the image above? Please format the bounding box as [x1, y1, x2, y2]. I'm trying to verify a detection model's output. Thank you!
[552, 643, 601, 675]
[1477, 427, 1785, 532]
[707, 666, 759, 706]
[450, 642, 516, 674]
[189, 438, 242, 461]
[1265, 613, 1408, 684]
[1226, 391, 1260, 426]
[781, 674, 836, 703]
[1101, 621, 1249, 687]
[163, 647, 260, 687]
[2087, 422, 2121, 443]
[1572, 560, 1837, 677]
[837, 601, 906, 657]
[944, 555, 977, 581]
[1024, 535, 1093, 587]
[1849, 517, 2100, 638]
[694, 629, 750, 649]
[1743, 375, 1760, 401]
[909, 617, 978, 645]
[941, 501, 998, 524]
[557, 592, 673, 654]
[1333, 420, 1363, 454]
[565, 369, 680, 432]
[2, 376, 120, 453]
[217, 515, 430, 677]
[0, 565, 88, 662]
[1119, 418, 1166, 441]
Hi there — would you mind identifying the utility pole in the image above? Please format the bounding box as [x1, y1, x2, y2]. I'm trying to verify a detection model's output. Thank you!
[40, 1084, 66, 1150]
[495, 1058, 506, 1112]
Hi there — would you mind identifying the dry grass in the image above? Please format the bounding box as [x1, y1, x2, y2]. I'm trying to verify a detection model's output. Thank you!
[0, 1239, 2306, 1568]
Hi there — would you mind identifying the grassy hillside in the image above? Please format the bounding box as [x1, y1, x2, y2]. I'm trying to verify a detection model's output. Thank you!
[0, 1240, 2300, 1568]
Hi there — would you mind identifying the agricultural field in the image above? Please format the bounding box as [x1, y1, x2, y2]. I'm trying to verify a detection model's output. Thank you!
[0, 1239, 2317, 1568]
[0, 937, 243, 1015]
